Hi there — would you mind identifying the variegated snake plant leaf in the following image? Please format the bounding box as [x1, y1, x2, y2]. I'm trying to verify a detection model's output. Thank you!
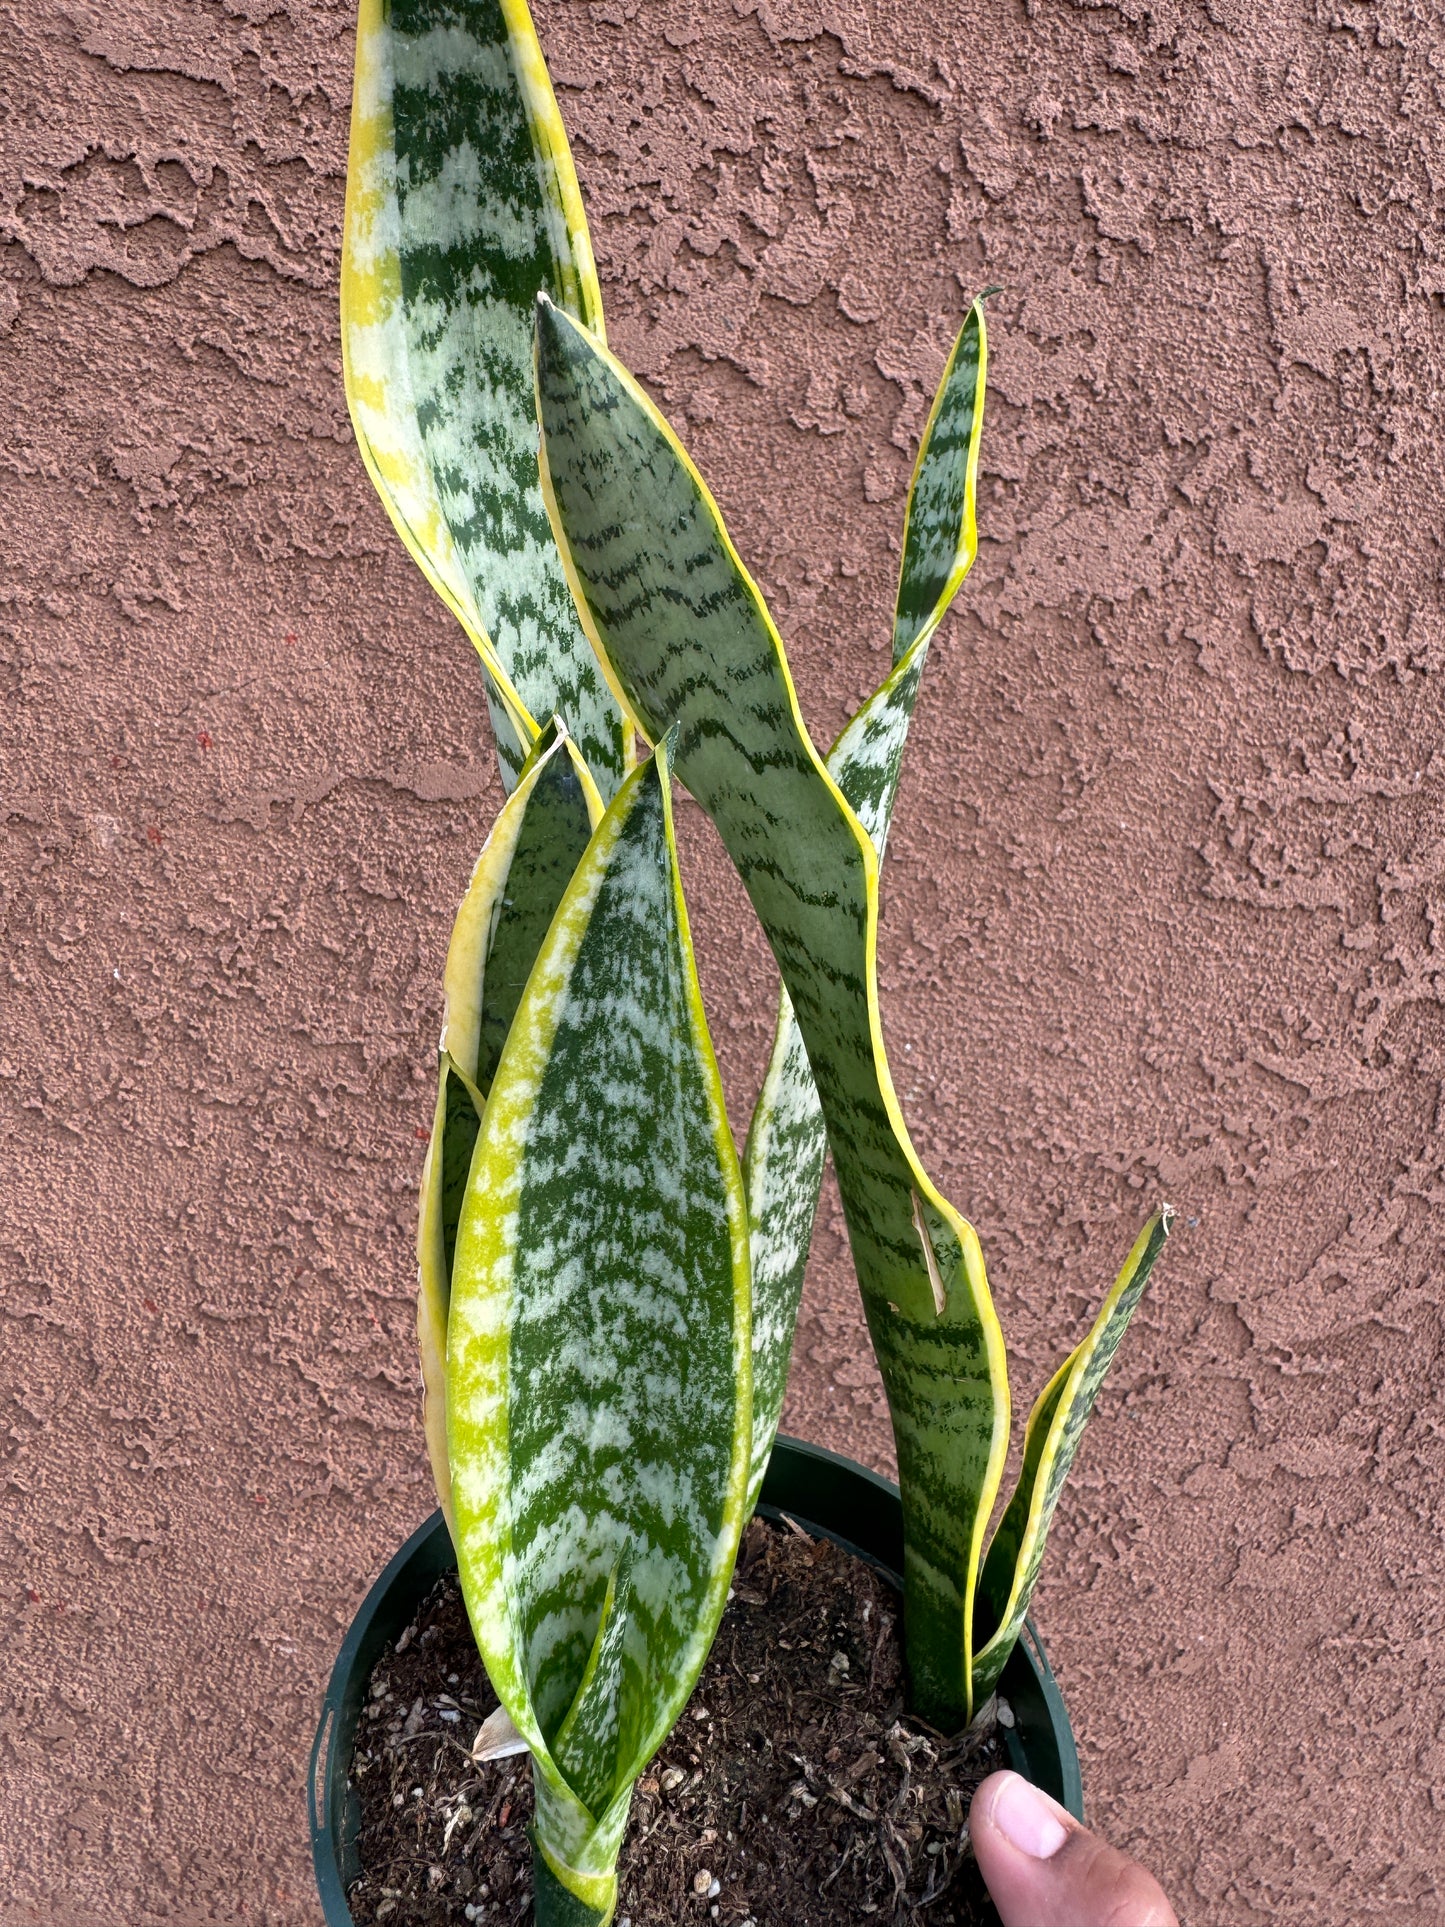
[971, 1206, 1172, 1704]
[535, 293, 1170, 1728]
[416, 718, 601, 1524]
[446, 734, 751, 1924]
[342, 0, 630, 798]
[743, 301, 990, 1515]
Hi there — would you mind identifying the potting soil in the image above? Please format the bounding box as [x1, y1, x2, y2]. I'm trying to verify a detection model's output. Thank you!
[346, 1515, 1007, 1925]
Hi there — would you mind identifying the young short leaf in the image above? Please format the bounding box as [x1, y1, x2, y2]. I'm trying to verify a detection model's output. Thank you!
[971, 1207, 1174, 1704]
[446, 736, 751, 1923]
[342, 0, 629, 795]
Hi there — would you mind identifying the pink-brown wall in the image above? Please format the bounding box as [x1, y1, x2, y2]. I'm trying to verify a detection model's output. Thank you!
[3, 1, 1443, 1921]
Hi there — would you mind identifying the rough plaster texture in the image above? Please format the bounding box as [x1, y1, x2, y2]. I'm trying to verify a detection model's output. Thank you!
[2, 0, 1444, 1920]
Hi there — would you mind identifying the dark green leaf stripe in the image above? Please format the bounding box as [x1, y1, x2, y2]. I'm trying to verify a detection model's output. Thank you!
[893, 298, 991, 662]
[535, 294, 1007, 1728]
[447, 737, 751, 1909]
[416, 722, 598, 1526]
[343, 0, 628, 797]
[417, 1053, 479, 1526]
[970, 1207, 1174, 1704]
[436, 1055, 484, 1295]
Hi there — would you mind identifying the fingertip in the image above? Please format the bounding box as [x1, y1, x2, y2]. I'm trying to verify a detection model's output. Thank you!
[973, 1769, 1072, 1858]
[969, 1772, 1179, 1927]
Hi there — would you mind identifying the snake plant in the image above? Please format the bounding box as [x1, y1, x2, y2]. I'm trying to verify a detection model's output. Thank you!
[341, 1, 1170, 1919]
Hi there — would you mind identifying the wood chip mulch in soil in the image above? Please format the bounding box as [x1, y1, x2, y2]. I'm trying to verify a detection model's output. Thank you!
[346, 1515, 1009, 1926]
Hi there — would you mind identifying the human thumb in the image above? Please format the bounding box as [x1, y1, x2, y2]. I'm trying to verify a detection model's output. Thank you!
[969, 1771, 1177, 1927]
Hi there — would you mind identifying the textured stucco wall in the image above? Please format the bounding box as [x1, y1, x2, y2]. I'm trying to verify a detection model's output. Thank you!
[3, 1, 1444, 1922]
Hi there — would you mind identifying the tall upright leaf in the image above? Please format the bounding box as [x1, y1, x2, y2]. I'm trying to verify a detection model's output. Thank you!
[535, 295, 1007, 1728]
[744, 304, 989, 1510]
[446, 738, 751, 1923]
[342, 0, 629, 796]
[971, 1208, 1173, 1704]
[416, 721, 600, 1523]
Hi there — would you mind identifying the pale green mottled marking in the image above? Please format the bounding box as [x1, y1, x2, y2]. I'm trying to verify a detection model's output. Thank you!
[535, 294, 1007, 1728]
[740, 994, 825, 1509]
[342, 0, 628, 797]
[971, 1207, 1173, 1704]
[447, 738, 750, 1918]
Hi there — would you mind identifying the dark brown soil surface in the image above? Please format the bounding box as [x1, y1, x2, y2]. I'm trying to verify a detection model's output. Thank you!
[346, 1516, 1008, 1925]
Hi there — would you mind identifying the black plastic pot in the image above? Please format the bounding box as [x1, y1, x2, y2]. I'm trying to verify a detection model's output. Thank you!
[310, 1434, 1084, 1924]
